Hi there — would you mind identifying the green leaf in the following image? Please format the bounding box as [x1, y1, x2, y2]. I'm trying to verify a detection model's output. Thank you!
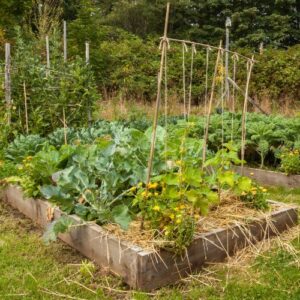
[217, 171, 235, 187]
[74, 204, 90, 219]
[185, 168, 202, 187]
[164, 173, 180, 186]
[164, 186, 180, 200]
[43, 216, 74, 245]
[186, 189, 201, 204]
[112, 205, 131, 230]
[237, 176, 252, 192]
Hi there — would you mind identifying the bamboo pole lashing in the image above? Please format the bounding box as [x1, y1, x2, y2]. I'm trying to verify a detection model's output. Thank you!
[241, 56, 254, 174]
[188, 43, 196, 118]
[146, 2, 170, 186]
[23, 82, 29, 134]
[5, 43, 11, 125]
[202, 41, 223, 169]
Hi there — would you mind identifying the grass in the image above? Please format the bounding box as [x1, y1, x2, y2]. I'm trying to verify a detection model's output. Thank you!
[0, 186, 299, 299]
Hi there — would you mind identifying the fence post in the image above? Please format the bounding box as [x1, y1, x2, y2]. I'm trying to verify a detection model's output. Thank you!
[46, 35, 50, 76]
[23, 81, 29, 134]
[85, 42, 91, 125]
[225, 17, 231, 103]
[63, 20, 67, 62]
[5, 43, 11, 125]
[85, 42, 90, 65]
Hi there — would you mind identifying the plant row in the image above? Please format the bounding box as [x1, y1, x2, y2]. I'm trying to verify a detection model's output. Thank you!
[0, 117, 270, 253]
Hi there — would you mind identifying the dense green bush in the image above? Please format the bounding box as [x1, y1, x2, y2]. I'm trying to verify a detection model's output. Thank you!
[0, 28, 100, 137]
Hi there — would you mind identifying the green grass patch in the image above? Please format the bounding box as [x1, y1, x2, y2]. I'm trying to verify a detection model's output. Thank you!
[0, 185, 299, 299]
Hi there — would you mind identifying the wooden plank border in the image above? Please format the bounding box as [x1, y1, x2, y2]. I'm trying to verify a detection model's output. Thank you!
[1, 186, 298, 291]
[235, 166, 300, 188]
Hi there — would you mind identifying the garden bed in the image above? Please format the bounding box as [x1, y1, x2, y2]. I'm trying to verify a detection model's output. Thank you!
[235, 166, 300, 188]
[1, 185, 298, 291]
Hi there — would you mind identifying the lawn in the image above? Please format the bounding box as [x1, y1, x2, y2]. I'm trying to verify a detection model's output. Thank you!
[0, 186, 299, 300]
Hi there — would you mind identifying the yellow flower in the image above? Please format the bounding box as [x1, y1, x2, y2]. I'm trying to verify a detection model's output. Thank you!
[251, 191, 257, 195]
[141, 191, 147, 197]
[194, 214, 200, 220]
[164, 230, 170, 236]
[154, 192, 159, 197]
[153, 205, 160, 212]
[138, 182, 143, 187]
[175, 160, 182, 166]
[250, 172, 254, 176]
[169, 213, 175, 220]
[241, 191, 247, 196]
[129, 186, 137, 192]
[176, 219, 182, 224]
[148, 182, 158, 189]
[180, 204, 185, 209]
[262, 188, 268, 192]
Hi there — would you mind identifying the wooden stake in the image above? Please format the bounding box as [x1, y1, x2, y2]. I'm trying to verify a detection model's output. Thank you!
[202, 41, 223, 168]
[5, 43, 11, 125]
[225, 17, 231, 105]
[23, 82, 29, 134]
[63, 20, 67, 62]
[241, 56, 254, 174]
[85, 42, 90, 65]
[85, 42, 91, 125]
[63, 107, 67, 145]
[146, 2, 170, 185]
[46, 35, 50, 76]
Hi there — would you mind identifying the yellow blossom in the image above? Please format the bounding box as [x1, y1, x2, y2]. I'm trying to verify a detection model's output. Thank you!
[153, 205, 160, 212]
[129, 186, 137, 192]
[148, 182, 158, 189]
[251, 191, 257, 195]
[169, 213, 175, 220]
[141, 191, 147, 197]
[175, 160, 182, 166]
[154, 192, 159, 197]
[176, 219, 182, 224]
[262, 188, 268, 192]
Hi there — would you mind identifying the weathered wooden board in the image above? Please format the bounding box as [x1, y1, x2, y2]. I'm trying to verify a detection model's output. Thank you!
[1, 185, 298, 291]
[235, 166, 300, 188]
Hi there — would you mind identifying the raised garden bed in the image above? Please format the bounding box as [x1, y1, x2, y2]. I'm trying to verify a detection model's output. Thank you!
[235, 166, 300, 188]
[1, 185, 298, 291]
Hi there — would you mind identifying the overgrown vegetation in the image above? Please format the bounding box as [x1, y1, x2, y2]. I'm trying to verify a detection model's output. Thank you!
[0, 186, 299, 299]
[1, 116, 272, 252]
